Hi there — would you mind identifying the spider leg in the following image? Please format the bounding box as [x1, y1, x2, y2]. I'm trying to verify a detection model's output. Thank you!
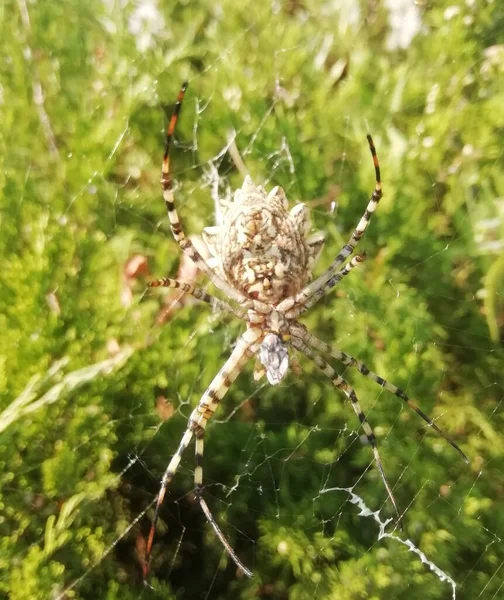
[144, 327, 261, 580]
[277, 135, 382, 314]
[144, 428, 194, 581]
[290, 336, 404, 529]
[162, 83, 268, 314]
[148, 277, 246, 319]
[285, 253, 366, 319]
[194, 434, 253, 577]
[290, 326, 469, 463]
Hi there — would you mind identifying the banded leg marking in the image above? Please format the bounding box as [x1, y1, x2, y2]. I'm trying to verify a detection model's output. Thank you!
[291, 328, 468, 463]
[162, 81, 188, 247]
[162, 83, 270, 313]
[148, 277, 246, 319]
[291, 337, 403, 528]
[194, 436, 204, 490]
[285, 253, 366, 318]
[277, 135, 382, 314]
[143, 330, 260, 580]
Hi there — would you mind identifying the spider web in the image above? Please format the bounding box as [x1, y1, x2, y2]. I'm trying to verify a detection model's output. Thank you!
[4, 1, 504, 599]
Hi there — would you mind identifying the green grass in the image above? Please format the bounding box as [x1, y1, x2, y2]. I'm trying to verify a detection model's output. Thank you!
[1, 1, 503, 598]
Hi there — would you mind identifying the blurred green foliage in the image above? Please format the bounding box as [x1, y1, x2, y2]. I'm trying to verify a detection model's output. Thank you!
[1, 0, 503, 598]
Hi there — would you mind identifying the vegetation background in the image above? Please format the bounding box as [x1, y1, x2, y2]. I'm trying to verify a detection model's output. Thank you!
[1, 0, 503, 599]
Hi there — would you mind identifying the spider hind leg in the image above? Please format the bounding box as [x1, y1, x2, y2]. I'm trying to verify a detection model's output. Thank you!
[143, 331, 259, 580]
[291, 336, 404, 529]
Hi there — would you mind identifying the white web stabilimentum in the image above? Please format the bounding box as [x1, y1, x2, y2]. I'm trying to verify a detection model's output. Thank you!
[320, 486, 458, 599]
[51, 11, 504, 599]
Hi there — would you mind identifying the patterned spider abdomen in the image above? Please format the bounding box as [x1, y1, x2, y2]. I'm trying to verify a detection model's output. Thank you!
[203, 176, 324, 304]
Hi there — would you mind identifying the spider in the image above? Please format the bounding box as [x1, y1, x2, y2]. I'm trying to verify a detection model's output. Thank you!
[143, 82, 468, 579]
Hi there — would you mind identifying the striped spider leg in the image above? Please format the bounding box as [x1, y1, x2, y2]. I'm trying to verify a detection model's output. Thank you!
[144, 327, 261, 580]
[277, 135, 382, 319]
[148, 277, 246, 319]
[161, 82, 270, 316]
[289, 324, 469, 463]
[289, 330, 468, 528]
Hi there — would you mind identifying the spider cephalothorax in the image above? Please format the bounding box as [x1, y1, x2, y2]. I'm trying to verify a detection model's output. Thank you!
[202, 176, 324, 303]
[144, 82, 468, 580]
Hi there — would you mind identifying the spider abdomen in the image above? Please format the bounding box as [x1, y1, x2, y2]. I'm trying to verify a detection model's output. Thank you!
[203, 176, 325, 304]
[222, 205, 308, 303]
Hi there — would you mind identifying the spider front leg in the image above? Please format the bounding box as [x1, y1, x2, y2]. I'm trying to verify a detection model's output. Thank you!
[291, 336, 404, 529]
[277, 135, 382, 315]
[143, 328, 261, 580]
[161, 83, 267, 313]
[285, 253, 367, 319]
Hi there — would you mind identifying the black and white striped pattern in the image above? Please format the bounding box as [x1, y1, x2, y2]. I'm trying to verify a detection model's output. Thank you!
[285, 253, 366, 319]
[148, 276, 245, 318]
